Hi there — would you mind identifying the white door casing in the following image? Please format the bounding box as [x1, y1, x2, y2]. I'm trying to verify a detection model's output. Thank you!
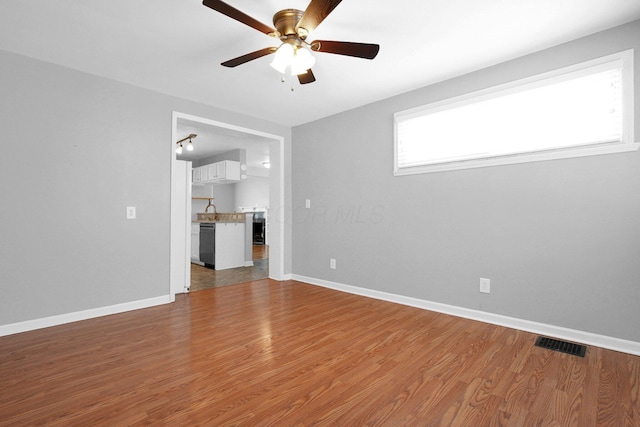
[170, 159, 192, 297]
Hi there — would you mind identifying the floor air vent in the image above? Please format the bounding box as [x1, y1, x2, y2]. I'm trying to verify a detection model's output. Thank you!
[535, 336, 586, 357]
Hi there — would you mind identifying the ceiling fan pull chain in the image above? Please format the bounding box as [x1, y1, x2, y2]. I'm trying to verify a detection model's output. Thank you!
[278, 74, 295, 91]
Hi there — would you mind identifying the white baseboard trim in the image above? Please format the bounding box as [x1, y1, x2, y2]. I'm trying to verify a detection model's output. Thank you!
[244, 261, 254, 267]
[267, 273, 293, 281]
[292, 274, 640, 357]
[0, 295, 173, 337]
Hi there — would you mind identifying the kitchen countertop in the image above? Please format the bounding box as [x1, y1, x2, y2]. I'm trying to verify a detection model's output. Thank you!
[193, 220, 245, 223]
[194, 212, 247, 223]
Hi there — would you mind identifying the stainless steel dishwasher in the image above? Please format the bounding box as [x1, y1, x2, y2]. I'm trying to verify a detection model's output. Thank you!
[199, 223, 215, 268]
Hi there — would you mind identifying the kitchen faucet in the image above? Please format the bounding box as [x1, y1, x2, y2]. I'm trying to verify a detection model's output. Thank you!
[205, 198, 217, 220]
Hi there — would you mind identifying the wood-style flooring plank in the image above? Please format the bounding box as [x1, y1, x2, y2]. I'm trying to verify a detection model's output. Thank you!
[1, 279, 640, 426]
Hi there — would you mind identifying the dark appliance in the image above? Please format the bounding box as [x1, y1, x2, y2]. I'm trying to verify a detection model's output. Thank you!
[199, 223, 216, 268]
[253, 212, 265, 245]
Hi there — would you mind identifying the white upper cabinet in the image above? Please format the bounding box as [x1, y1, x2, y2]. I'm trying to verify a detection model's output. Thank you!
[194, 160, 241, 185]
[193, 165, 207, 184]
[206, 163, 218, 181]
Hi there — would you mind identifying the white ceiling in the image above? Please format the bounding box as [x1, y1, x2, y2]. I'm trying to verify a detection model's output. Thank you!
[1, 0, 639, 130]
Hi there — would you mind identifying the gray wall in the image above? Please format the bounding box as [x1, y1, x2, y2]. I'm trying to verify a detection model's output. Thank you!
[292, 20, 640, 343]
[0, 49, 290, 325]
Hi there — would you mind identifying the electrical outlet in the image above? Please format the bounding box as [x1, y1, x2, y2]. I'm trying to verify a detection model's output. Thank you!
[330, 258, 336, 270]
[479, 278, 490, 294]
[126, 206, 136, 219]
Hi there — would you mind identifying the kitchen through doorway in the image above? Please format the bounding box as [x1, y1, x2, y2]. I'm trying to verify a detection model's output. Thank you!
[170, 112, 284, 294]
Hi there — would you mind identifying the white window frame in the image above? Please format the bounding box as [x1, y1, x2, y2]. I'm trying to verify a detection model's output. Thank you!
[394, 49, 637, 175]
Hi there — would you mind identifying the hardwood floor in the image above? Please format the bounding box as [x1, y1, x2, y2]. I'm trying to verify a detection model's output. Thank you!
[252, 244, 268, 260]
[1, 280, 639, 426]
[190, 245, 269, 292]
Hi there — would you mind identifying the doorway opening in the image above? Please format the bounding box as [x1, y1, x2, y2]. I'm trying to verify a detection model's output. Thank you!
[170, 112, 285, 296]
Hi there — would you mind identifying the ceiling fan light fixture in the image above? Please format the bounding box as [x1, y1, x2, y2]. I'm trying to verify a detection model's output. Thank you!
[270, 42, 315, 76]
[270, 43, 294, 74]
[290, 46, 315, 76]
[205, 1, 380, 84]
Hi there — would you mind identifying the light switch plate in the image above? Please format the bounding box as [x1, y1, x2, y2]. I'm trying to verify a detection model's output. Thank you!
[479, 278, 490, 293]
[305, 199, 311, 209]
[126, 206, 136, 219]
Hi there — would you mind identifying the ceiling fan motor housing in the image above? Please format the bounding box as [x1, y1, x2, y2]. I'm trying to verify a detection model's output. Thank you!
[272, 9, 307, 39]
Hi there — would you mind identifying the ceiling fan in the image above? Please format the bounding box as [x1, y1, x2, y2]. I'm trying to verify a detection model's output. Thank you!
[202, 0, 380, 85]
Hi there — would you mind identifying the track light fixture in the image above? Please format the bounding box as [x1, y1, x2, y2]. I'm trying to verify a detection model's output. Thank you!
[176, 134, 197, 155]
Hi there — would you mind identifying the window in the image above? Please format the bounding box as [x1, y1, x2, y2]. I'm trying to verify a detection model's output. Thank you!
[394, 50, 637, 175]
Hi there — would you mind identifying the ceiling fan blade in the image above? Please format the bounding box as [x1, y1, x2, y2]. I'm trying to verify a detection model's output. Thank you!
[221, 47, 277, 67]
[203, 0, 276, 35]
[298, 69, 316, 84]
[311, 40, 380, 59]
[296, 0, 343, 34]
